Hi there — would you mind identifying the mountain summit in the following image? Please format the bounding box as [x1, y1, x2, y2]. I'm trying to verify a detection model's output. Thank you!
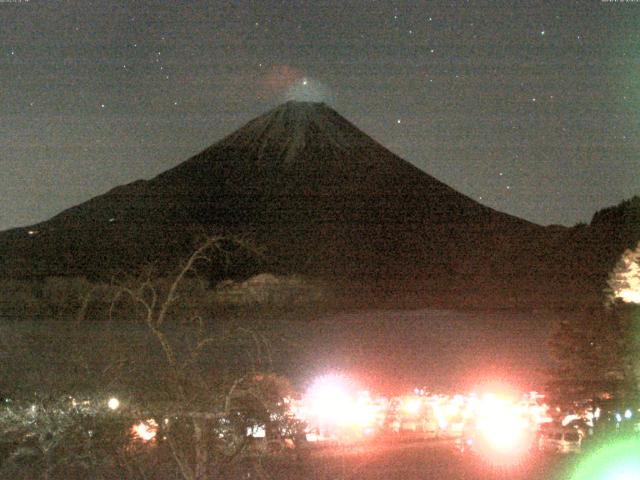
[0, 101, 574, 307]
[215, 101, 355, 165]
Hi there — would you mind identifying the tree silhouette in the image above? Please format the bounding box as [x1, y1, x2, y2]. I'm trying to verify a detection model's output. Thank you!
[109, 236, 300, 480]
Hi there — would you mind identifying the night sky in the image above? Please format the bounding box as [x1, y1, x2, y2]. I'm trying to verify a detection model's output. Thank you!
[2, 0, 639, 232]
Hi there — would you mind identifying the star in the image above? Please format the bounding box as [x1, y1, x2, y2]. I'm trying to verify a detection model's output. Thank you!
[540, 30, 546, 36]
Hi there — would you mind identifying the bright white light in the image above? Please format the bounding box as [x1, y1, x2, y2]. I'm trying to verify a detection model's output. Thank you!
[107, 397, 120, 410]
[285, 76, 333, 103]
[562, 413, 580, 426]
[618, 289, 640, 304]
[609, 242, 640, 304]
[131, 419, 158, 442]
[482, 418, 523, 451]
[306, 374, 353, 425]
[625, 409, 633, 419]
[472, 392, 535, 466]
[403, 397, 422, 415]
[247, 425, 266, 438]
[477, 395, 520, 450]
[306, 431, 320, 442]
[300, 374, 383, 440]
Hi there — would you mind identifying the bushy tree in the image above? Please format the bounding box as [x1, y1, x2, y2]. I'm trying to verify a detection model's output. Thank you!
[108, 236, 301, 480]
[547, 242, 640, 406]
[547, 307, 633, 406]
[0, 398, 139, 479]
[606, 241, 640, 305]
[606, 241, 640, 395]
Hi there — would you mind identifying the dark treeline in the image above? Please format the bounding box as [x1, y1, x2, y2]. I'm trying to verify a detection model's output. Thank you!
[0, 273, 332, 323]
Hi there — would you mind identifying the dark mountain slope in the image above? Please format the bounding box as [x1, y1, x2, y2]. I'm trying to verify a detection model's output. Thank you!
[0, 101, 613, 308]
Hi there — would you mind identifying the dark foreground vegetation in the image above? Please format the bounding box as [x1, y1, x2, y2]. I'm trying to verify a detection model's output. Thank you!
[0, 237, 327, 480]
[1, 234, 640, 479]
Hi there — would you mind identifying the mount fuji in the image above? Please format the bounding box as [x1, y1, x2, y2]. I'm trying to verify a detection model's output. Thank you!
[0, 101, 615, 308]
